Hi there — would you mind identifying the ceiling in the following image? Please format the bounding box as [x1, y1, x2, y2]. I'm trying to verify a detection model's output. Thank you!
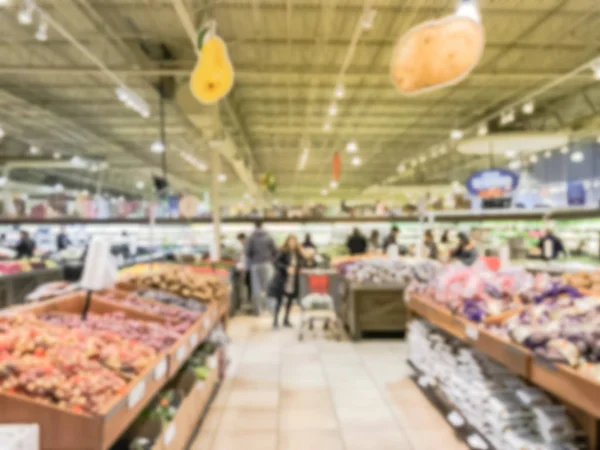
[1, 0, 600, 203]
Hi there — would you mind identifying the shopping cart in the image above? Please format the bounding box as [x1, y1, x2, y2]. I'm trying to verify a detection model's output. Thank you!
[297, 269, 345, 341]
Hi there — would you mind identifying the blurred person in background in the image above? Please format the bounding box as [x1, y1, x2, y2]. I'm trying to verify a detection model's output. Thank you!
[245, 220, 277, 315]
[438, 229, 453, 262]
[538, 227, 566, 261]
[56, 226, 70, 251]
[423, 229, 439, 260]
[0, 234, 7, 248]
[302, 233, 316, 250]
[15, 230, 35, 259]
[367, 229, 380, 253]
[346, 227, 367, 255]
[382, 225, 408, 256]
[268, 234, 305, 329]
[451, 232, 478, 266]
[231, 233, 249, 314]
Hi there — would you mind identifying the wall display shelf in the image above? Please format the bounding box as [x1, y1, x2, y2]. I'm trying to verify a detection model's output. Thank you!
[407, 295, 600, 448]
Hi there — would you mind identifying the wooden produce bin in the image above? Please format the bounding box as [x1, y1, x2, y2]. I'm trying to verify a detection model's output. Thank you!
[341, 283, 406, 340]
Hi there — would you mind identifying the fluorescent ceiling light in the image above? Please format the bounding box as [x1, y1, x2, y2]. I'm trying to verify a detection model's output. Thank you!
[329, 180, 338, 189]
[35, 20, 48, 41]
[334, 84, 344, 99]
[455, 0, 480, 22]
[115, 86, 150, 118]
[321, 189, 328, 196]
[179, 151, 207, 171]
[477, 123, 488, 136]
[522, 101, 535, 115]
[298, 147, 309, 170]
[571, 151, 584, 163]
[346, 141, 358, 153]
[53, 151, 61, 160]
[0, 177, 6, 186]
[328, 103, 337, 116]
[508, 160, 520, 170]
[544, 150, 552, 159]
[218, 173, 227, 182]
[500, 109, 515, 126]
[450, 129, 463, 140]
[419, 155, 427, 163]
[150, 140, 165, 153]
[0, 127, 4, 139]
[29, 145, 39, 155]
[351, 156, 361, 166]
[560, 145, 569, 154]
[136, 181, 145, 189]
[397, 164, 405, 173]
[529, 154, 538, 163]
[323, 122, 331, 132]
[505, 150, 516, 158]
[361, 8, 376, 29]
[54, 183, 64, 192]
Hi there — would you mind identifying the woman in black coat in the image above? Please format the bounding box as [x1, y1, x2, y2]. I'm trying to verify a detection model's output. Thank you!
[268, 234, 305, 329]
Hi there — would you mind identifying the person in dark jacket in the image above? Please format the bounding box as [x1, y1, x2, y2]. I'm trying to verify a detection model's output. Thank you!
[451, 232, 478, 266]
[382, 226, 408, 255]
[538, 228, 566, 260]
[302, 233, 316, 250]
[56, 226, 70, 251]
[346, 228, 367, 255]
[423, 229, 439, 260]
[15, 230, 35, 259]
[268, 234, 305, 329]
[245, 220, 277, 314]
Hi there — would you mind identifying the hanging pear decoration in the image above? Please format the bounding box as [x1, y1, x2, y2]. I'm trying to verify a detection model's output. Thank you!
[390, 0, 484, 96]
[332, 152, 341, 182]
[190, 22, 235, 104]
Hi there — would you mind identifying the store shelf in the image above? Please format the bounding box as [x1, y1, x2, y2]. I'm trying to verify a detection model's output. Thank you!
[407, 295, 600, 421]
[408, 360, 498, 450]
[0, 292, 228, 450]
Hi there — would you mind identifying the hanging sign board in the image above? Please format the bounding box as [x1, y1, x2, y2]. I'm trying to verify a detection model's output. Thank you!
[465, 169, 519, 199]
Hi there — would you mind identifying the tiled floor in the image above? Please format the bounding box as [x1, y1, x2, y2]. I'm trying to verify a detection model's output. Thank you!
[191, 314, 468, 450]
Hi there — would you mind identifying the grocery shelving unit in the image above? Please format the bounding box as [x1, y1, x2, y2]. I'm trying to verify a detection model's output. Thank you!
[0, 292, 229, 450]
[407, 295, 600, 450]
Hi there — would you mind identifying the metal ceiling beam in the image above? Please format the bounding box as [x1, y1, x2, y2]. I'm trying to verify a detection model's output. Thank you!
[0, 66, 594, 82]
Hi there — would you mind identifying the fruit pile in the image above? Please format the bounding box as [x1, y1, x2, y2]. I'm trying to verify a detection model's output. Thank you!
[119, 266, 228, 304]
[0, 314, 157, 414]
[38, 311, 180, 353]
[135, 290, 208, 313]
[97, 292, 202, 334]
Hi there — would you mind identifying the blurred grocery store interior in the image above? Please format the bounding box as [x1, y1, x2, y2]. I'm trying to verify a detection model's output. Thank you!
[1, 0, 600, 449]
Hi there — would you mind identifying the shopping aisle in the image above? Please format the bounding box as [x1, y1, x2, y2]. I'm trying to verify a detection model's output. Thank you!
[191, 314, 468, 450]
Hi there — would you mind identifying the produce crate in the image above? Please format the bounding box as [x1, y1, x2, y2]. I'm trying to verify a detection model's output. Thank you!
[92, 289, 219, 378]
[342, 284, 406, 340]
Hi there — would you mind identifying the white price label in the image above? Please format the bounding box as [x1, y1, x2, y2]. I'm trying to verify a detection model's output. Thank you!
[203, 317, 210, 329]
[195, 381, 206, 391]
[163, 422, 176, 446]
[447, 411, 465, 428]
[208, 356, 217, 369]
[466, 325, 479, 341]
[127, 380, 146, 409]
[189, 332, 199, 349]
[467, 434, 488, 450]
[176, 343, 187, 362]
[154, 359, 167, 380]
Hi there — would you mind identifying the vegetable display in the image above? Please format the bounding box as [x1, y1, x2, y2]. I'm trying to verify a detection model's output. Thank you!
[339, 257, 442, 287]
[96, 292, 202, 334]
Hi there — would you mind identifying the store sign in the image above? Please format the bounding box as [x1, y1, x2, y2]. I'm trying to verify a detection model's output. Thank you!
[465, 169, 519, 198]
[567, 181, 586, 206]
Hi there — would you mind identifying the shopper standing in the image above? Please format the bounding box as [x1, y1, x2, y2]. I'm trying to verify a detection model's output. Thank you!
[302, 233, 316, 250]
[56, 226, 70, 251]
[231, 233, 249, 314]
[382, 226, 408, 256]
[451, 232, 479, 266]
[268, 234, 305, 329]
[346, 228, 367, 255]
[15, 230, 35, 259]
[538, 227, 566, 261]
[245, 220, 277, 314]
[423, 229, 439, 260]
[367, 229, 380, 253]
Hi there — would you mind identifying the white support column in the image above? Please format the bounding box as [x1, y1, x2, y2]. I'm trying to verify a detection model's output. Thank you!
[210, 144, 222, 262]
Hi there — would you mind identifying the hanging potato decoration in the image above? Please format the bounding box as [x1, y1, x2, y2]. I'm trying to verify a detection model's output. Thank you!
[390, 1, 485, 96]
[332, 152, 341, 182]
[260, 172, 277, 193]
[190, 22, 235, 104]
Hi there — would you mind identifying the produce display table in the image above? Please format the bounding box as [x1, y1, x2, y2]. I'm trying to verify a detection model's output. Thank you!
[407, 295, 600, 449]
[516, 260, 598, 275]
[339, 282, 406, 340]
[0, 292, 228, 450]
[0, 268, 64, 308]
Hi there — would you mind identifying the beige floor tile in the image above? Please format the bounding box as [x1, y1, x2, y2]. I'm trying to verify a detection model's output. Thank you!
[201, 407, 224, 432]
[190, 429, 216, 450]
[336, 405, 397, 430]
[231, 376, 277, 390]
[278, 431, 344, 450]
[343, 428, 411, 450]
[394, 405, 449, 430]
[279, 388, 334, 409]
[226, 389, 279, 409]
[404, 428, 463, 449]
[331, 388, 387, 409]
[279, 406, 339, 430]
[210, 430, 278, 450]
[219, 408, 278, 431]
